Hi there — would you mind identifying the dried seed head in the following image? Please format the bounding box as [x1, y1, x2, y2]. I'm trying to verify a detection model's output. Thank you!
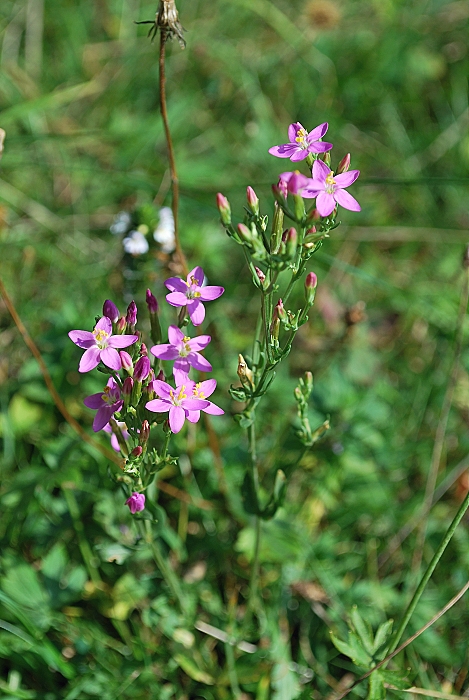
[156, 0, 186, 47]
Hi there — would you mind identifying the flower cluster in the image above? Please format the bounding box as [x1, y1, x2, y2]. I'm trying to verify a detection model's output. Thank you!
[269, 121, 360, 216]
[68, 268, 224, 514]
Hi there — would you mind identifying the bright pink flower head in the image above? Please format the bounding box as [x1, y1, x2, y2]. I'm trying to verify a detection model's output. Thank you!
[185, 377, 224, 424]
[69, 317, 138, 373]
[125, 492, 145, 514]
[164, 266, 224, 326]
[83, 377, 123, 432]
[103, 421, 129, 451]
[302, 160, 361, 216]
[150, 325, 212, 375]
[269, 122, 332, 162]
[146, 378, 210, 433]
[278, 171, 311, 197]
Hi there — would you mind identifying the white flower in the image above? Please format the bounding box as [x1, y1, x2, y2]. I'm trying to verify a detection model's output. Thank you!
[110, 211, 131, 235]
[123, 230, 149, 255]
[153, 207, 175, 253]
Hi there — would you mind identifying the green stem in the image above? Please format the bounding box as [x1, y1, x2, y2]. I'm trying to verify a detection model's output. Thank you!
[62, 486, 102, 586]
[225, 642, 242, 698]
[387, 488, 469, 654]
[138, 519, 187, 615]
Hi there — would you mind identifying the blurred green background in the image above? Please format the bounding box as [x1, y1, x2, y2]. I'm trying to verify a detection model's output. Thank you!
[1, 0, 469, 697]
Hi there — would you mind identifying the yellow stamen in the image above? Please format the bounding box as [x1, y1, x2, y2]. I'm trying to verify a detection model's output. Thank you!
[295, 128, 308, 144]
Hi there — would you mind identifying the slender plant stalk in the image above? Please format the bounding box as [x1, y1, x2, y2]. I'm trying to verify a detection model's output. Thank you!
[412, 266, 469, 574]
[158, 31, 188, 277]
[225, 642, 242, 698]
[62, 486, 102, 586]
[334, 577, 469, 700]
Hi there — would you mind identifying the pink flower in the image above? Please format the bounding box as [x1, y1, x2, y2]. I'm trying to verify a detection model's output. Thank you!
[103, 421, 129, 451]
[278, 171, 312, 197]
[83, 378, 123, 432]
[150, 325, 212, 374]
[186, 378, 224, 423]
[165, 266, 224, 326]
[146, 378, 209, 433]
[269, 122, 332, 162]
[69, 317, 138, 373]
[126, 492, 145, 514]
[302, 159, 360, 216]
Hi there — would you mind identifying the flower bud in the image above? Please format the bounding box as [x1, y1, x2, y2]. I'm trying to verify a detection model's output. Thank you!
[284, 227, 298, 259]
[216, 193, 231, 225]
[116, 316, 126, 334]
[273, 298, 287, 323]
[271, 316, 280, 340]
[246, 186, 259, 215]
[140, 343, 148, 357]
[294, 386, 302, 401]
[134, 356, 150, 383]
[126, 301, 137, 329]
[305, 272, 318, 306]
[270, 202, 284, 254]
[237, 354, 254, 389]
[131, 446, 143, 458]
[122, 377, 134, 407]
[321, 151, 331, 167]
[255, 266, 266, 286]
[272, 183, 286, 204]
[146, 289, 158, 314]
[139, 420, 150, 446]
[336, 153, 351, 174]
[103, 299, 120, 323]
[119, 351, 133, 375]
[155, 369, 165, 382]
[304, 371, 313, 394]
[125, 492, 145, 514]
[237, 223, 253, 244]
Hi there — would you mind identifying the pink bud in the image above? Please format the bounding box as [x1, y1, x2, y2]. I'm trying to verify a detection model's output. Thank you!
[119, 351, 133, 374]
[305, 272, 318, 289]
[140, 343, 148, 357]
[255, 266, 266, 284]
[116, 316, 126, 333]
[103, 300, 120, 323]
[122, 377, 134, 397]
[246, 186, 259, 214]
[336, 153, 351, 174]
[216, 193, 231, 225]
[126, 301, 137, 327]
[125, 492, 145, 514]
[134, 356, 150, 383]
[273, 298, 287, 323]
[131, 446, 143, 458]
[146, 289, 158, 314]
[237, 223, 252, 243]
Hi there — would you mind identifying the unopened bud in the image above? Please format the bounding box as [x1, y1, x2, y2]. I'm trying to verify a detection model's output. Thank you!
[246, 186, 259, 215]
[116, 316, 126, 334]
[255, 266, 266, 285]
[294, 387, 302, 401]
[126, 301, 137, 329]
[140, 343, 148, 357]
[336, 153, 351, 174]
[139, 420, 150, 446]
[237, 354, 254, 388]
[271, 202, 284, 254]
[273, 298, 287, 323]
[119, 351, 133, 375]
[271, 316, 280, 340]
[216, 193, 231, 225]
[146, 289, 158, 314]
[103, 299, 120, 323]
[304, 371, 313, 393]
[305, 272, 318, 305]
[237, 223, 253, 244]
[134, 356, 150, 383]
[285, 227, 298, 258]
[321, 151, 331, 167]
[122, 377, 134, 407]
[131, 446, 143, 458]
[272, 183, 286, 204]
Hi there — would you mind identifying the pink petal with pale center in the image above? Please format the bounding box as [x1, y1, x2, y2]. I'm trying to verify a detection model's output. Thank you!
[334, 170, 360, 187]
[68, 330, 95, 348]
[79, 347, 101, 373]
[109, 334, 138, 349]
[307, 122, 328, 141]
[101, 347, 122, 371]
[146, 398, 170, 413]
[169, 405, 185, 433]
[165, 277, 188, 293]
[188, 299, 205, 326]
[199, 286, 224, 301]
[316, 192, 336, 217]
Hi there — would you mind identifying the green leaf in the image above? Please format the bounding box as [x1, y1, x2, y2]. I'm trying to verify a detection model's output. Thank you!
[348, 631, 373, 667]
[261, 470, 287, 519]
[241, 471, 261, 515]
[367, 670, 385, 700]
[373, 619, 393, 655]
[174, 653, 215, 685]
[380, 670, 410, 690]
[350, 607, 375, 656]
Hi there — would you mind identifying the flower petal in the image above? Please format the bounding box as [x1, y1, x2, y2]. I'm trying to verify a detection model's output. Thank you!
[198, 286, 224, 301]
[334, 189, 361, 212]
[188, 352, 212, 372]
[188, 334, 211, 352]
[188, 300, 205, 326]
[169, 405, 185, 433]
[68, 330, 95, 349]
[150, 344, 178, 360]
[316, 192, 336, 217]
[165, 277, 188, 293]
[309, 141, 333, 153]
[146, 398, 170, 412]
[196, 378, 217, 397]
[186, 410, 201, 423]
[173, 368, 190, 385]
[93, 406, 116, 432]
[152, 380, 173, 398]
[109, 334, 139, 349]
[79, 347, 101, 373]
[182, 399, 210, 410]
[312, 160, 331, 180]
[307, 122, 328, 141]
[189, 266, 204, 286]
[84, 393, 105, 409]
[334, 170, 360, 187]
[174, 357, 191, 373]
[204, 402, 224, 415]
[288, 122, 303, 142]
[166, 291, 188, 307]
[290, 149, 310, 162]
[268, 144, 298, 158]
[101, 347, 122, 371]
[167, 325, 184, 346]
[94, 317, 112, 334]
